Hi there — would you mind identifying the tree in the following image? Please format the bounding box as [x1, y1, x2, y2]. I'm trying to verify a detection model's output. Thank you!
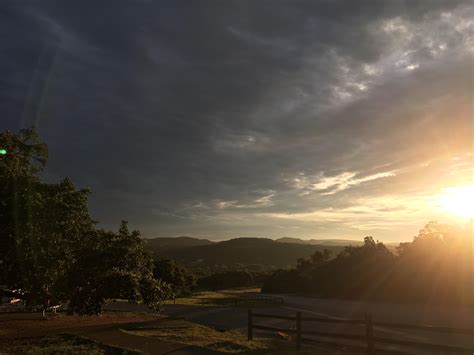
[0, 128, 48, 287]
[1, 129, 171, 314]
[264, 237, 396, 299]
[264, 223, 473, 306]
[1, 129, 97, 311]
[153, 259, 196, 296]
[67, 222, 171, 314]
[390, 222, 473, 304]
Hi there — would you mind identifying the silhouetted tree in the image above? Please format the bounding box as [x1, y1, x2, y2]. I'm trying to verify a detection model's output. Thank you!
[263, 225, 473, 305]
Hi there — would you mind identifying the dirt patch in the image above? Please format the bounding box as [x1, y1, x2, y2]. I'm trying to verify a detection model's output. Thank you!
[0, 312, 163, 342]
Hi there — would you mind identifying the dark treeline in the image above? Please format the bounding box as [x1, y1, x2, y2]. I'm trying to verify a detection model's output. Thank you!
[263, 223, 473, 305]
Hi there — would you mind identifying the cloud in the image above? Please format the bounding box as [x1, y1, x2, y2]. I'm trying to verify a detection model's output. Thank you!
[0, 0, 472, 241]
[214, 192, 275, 210]
[289, 170, 396, 195]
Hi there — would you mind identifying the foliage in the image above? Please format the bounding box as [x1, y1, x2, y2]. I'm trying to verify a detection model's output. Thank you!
[0, 128, 49, 287]
[387, 221, 473, 304]
[1, 129, 95, 308]
[0, 129, 170, 314]
[140, 276, 173, 312]
[153, 258, 196, 296]
[67, 222, 171, 314]
[263, 225, 473, 305]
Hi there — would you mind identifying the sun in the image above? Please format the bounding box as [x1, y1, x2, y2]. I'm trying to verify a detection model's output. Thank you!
[435, 184, 474, 219]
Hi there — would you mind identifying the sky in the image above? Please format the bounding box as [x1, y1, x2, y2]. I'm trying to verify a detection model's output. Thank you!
[1, 1, 473, 242]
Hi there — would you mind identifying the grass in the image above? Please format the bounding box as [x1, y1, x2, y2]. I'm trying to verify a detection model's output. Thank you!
[164, 288, 283, 308]
[122, 318, 270, 353]
[122, 319, 379, 354]
[0, 334, 140, 355]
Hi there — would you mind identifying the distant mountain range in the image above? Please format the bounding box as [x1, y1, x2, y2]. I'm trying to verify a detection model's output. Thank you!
[145, 236, 350, 270]
[145, 236, 214, 251]
[144, 236, 402, 270]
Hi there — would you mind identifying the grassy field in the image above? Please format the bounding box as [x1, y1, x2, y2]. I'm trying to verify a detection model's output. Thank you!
[164, 288, 283, 307]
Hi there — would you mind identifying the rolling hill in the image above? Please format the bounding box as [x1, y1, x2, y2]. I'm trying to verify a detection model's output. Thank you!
[146, 237, 344, 270]
[145, 236, 214, 252]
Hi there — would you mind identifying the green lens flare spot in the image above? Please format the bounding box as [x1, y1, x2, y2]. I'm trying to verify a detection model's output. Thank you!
[0, 149, 7, 155]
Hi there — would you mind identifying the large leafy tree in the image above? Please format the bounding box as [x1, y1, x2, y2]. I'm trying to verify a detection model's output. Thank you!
[1, 129, 170, 314]
[1, 129, 94, 307]
[19, 179, 95, 309]
[67, 222, 172, 314]
[1, 128, 49, 287]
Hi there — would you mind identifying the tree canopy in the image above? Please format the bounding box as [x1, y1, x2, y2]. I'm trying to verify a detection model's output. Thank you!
[0, 128, 170, 314]
[263, 225, 473, 305]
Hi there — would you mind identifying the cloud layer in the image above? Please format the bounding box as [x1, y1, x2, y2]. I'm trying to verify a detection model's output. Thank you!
[1, 1, 472, 241]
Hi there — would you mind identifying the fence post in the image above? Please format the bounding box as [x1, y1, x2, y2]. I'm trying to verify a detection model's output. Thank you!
[365, 313, 374, 355]
[296, 311, 302, 350]
[248, 309, 253, 341]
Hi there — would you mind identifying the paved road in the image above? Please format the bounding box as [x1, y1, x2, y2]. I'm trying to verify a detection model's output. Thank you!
[162, 294, 474, 354]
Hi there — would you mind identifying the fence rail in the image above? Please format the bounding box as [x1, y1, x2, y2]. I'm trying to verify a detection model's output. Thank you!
[247, 309, 474, 354]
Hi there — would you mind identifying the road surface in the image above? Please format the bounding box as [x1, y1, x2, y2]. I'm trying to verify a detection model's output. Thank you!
[162, 293, 474, 354]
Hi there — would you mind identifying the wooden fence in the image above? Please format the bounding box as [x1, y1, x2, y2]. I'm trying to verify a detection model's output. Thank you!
[247, 309, 474, 354]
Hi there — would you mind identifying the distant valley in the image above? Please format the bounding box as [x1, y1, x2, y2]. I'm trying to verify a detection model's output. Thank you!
[144, 236, 366, 271]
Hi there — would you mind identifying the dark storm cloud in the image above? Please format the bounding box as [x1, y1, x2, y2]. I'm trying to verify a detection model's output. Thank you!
[1, 0, 472, 239]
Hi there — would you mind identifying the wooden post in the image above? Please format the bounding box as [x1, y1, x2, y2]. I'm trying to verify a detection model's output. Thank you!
[248, 309, 253, 341]
[365, 313, 374, 355]
[296, 311, 302, 350]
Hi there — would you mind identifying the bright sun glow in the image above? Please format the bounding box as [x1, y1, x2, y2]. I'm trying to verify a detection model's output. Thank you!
[435, 184, 474, 219]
